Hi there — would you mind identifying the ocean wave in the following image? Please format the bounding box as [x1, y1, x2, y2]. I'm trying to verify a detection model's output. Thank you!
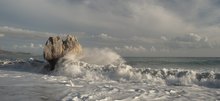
[0, 55, 220, 88]
[52, 53, 220, 88]
[0, 58, 45, 73]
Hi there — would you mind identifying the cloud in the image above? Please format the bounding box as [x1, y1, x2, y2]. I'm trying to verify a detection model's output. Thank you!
[13, 43, 43, 54]
[161, 36, 168, 41]
[150, 46, 156, 52]
[131, 36, 158, 43]
[97, 33, 113, 39]
[173, 33, 208, 42]
[0, 25, 218, 56]
[114, 45, 147, 56]
[0, 26, 56, 39]
[114, 45, 147, 53]
[159, 48, 170, 53]
[154, 0, 220, 28]
[165, 33, 213, 49]
[0, 33, 4, 37]
[1, 0, 220, 37]
[0, 0, 220, 56]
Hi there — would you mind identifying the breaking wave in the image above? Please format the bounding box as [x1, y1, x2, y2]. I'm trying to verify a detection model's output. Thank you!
[70, 48, 124, 65]
[0, 48, 220, 88]
[53, 60, 220, 88]
[52, 48, 220, 88]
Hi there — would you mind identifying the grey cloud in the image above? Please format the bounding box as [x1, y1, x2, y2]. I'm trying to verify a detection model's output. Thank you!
[0, 26, 56, 39]
[0, 33, 4, 37]
[165, 33, 213, 49]
[173, 33, 208, 42]
[131, 36, 158, 44]
[155, 0, 220, 28]
[114, 45, 147, 56]
[150, 46, 156, 52]
[96, 33, 113, 39]
[0, 0, 220, 56]
[64, 0, 133, 17]
[0, 26, 56, 55]
[114, 45, 146, 52]
[0, 0, 189, 36]
[64, 0, 86, 4]
[161, 36, 168, 41]
[1, 0, 220, 36]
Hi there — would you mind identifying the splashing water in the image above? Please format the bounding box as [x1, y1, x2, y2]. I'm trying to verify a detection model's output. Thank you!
[63, 48, 124, 65]
[52, 48, 220, 88]
[1, 51, 220, 100]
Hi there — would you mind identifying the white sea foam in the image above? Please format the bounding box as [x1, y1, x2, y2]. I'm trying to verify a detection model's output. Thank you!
[0, 55, 220, 88]
[50, 48, 220, 88]
[78, 48, 125, 65]
[54, 58, 220, 87]
[1, 51, 220, 100]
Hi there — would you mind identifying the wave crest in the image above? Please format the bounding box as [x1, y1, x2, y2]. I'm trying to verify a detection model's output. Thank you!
[54, 56, 220, 88]
[52, 48, 220, 88]
[1, 50, 220, 88]
[78, 48, 125, 65]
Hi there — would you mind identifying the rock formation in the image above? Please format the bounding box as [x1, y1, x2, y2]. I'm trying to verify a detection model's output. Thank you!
[43, 35, 82, 70]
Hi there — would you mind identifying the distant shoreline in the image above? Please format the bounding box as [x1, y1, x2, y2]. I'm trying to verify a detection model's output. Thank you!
[123, 57, 220, 58]
[0, 49, 31, 55]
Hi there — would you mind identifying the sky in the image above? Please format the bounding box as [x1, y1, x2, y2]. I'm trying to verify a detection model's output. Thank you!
[0, 0, 220, 57]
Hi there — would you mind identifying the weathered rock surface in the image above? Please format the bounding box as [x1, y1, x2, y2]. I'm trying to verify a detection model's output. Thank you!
[43, 35, 82, 70]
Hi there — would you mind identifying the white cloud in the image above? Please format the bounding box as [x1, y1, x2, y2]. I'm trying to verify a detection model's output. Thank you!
[161, 36, 167, 41]
[166, 33, 213, 49]
[114, 45, 146, 53]
[97, 33, 113, 39]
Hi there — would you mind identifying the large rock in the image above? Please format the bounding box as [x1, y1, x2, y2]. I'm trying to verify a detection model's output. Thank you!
[43, 35, 82, 70]
[63, 35, 82, 55]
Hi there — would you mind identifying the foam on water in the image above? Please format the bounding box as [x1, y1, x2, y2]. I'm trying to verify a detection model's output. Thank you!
[0, 48, 220, 88]
[49, 48, 220, 88]
[53, 60, 220, 88]
[1, 49, 220, 100]
[78, 48, 125, 65]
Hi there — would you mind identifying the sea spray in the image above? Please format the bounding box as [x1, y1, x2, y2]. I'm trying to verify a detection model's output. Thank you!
[0, 57, 220, 88]
[1, 56, 220, 100]
[78, 48, 125, 65]
[53, 48, 123, 81]
[54, 54, 220, 88]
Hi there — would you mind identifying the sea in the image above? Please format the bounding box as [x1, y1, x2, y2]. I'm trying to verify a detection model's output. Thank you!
[0, 49, 220, 101]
